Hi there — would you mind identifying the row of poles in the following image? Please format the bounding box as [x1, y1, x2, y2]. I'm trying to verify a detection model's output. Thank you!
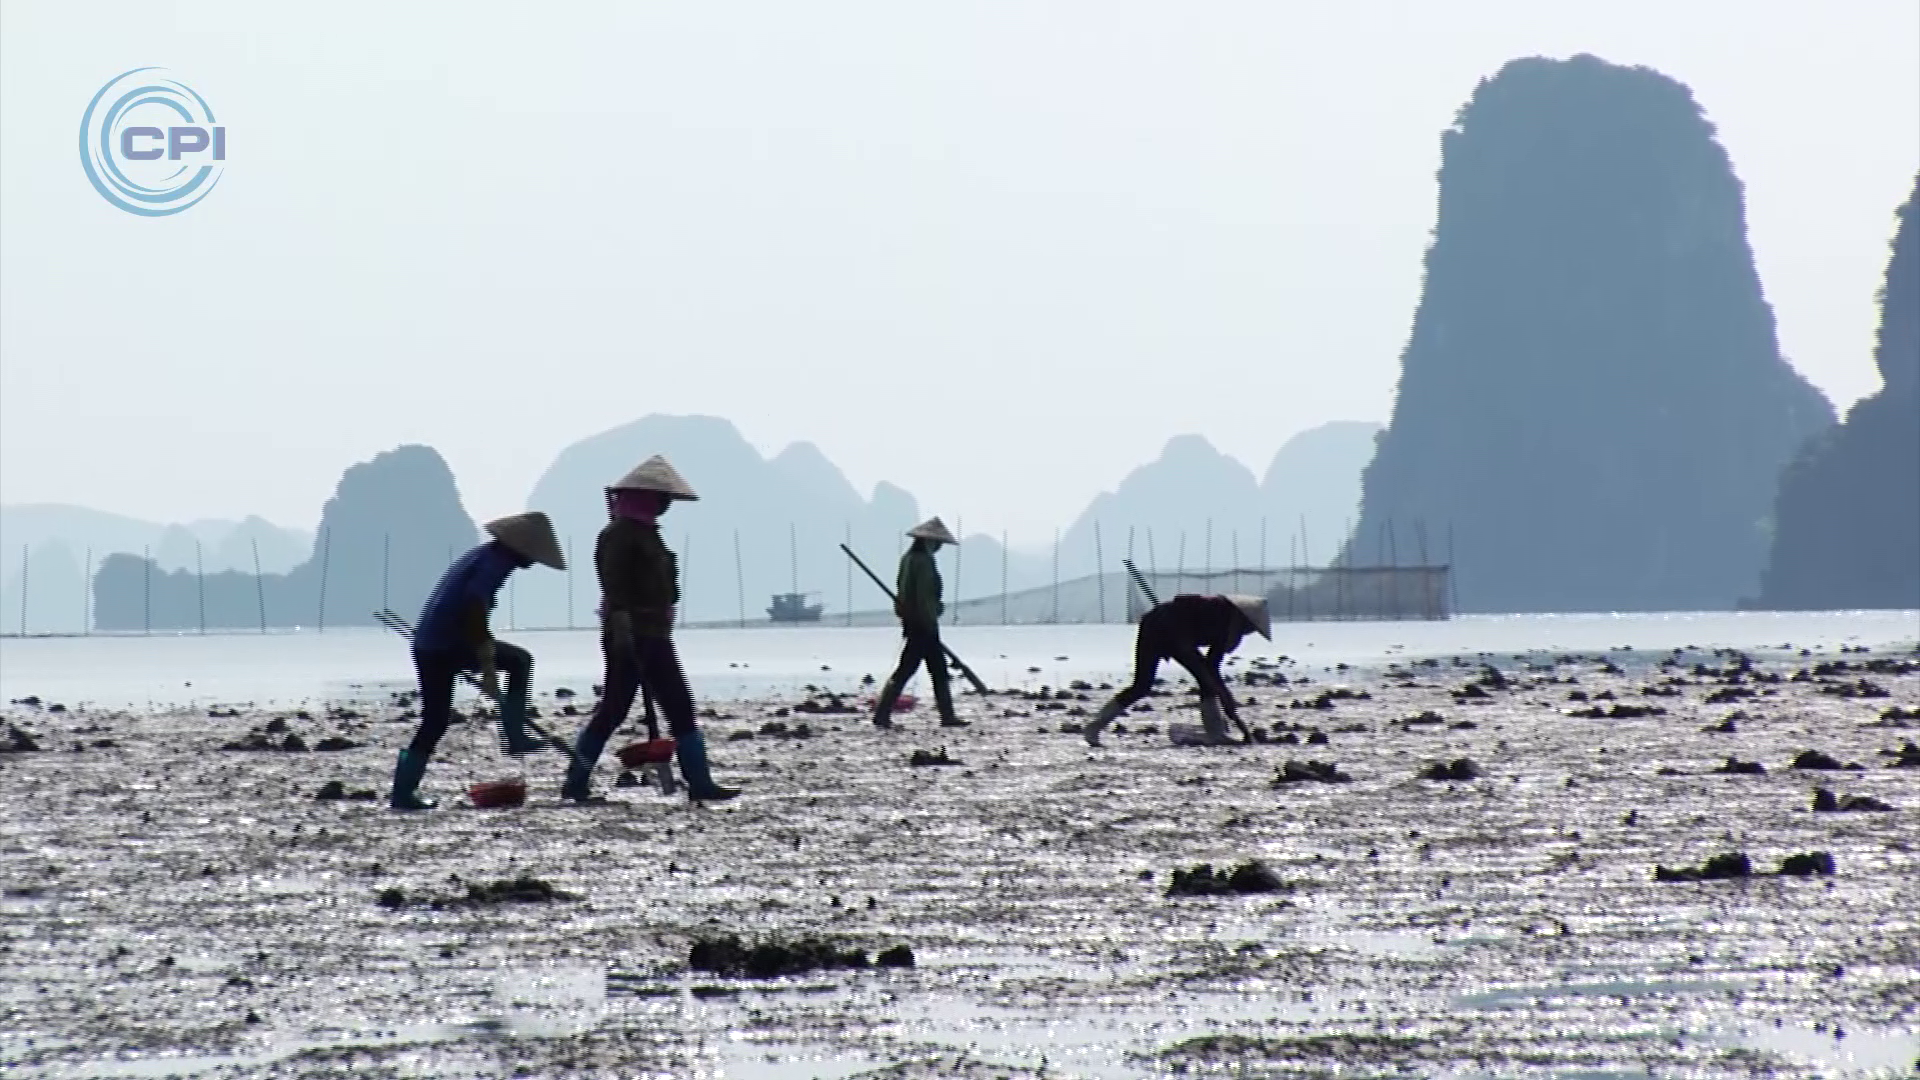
[11, 517, 1454, 635]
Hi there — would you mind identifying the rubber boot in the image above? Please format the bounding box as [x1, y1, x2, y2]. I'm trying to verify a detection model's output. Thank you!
[388, 748, 436, 811]
[1198, 698, 1235, 746]
[933, 672, 967, 728]
[496, 682, 544, 756]
[676, 728, 740, 802]
[871, 675, 907, 729]
[1083, 698, 1128, 748]
[560, 724, 613, 803]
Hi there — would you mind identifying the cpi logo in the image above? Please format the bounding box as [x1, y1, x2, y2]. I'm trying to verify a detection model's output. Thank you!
[80, 67, 226, 216]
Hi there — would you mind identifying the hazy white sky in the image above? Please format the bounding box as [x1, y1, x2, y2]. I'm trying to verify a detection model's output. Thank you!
[2, 1, 1915, 546]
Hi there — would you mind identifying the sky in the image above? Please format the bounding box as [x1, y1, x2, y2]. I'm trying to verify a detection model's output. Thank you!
[2, 1, 1915, 549]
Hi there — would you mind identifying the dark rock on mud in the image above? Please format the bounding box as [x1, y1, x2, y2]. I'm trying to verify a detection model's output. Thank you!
[1167, 860, 1285, 896]
[378, 874, 577, 910]
[1777, 851, 1837, 876]
[314, 780, 376, 801]
[1774, 849, 1835, 876]
[1654, 852, 1752, 882]
[1811, 788, 1894, 812]
[1272, 759, 1352, 785]
[874, 944, 915, 968]
[1419, 758, 1482, 782]
[687, 934, 870, 978]
[2, 724, 42, 753]
[908, 748, 960, 768]
[614, 769, 640, 788]
[1881, 740, 1920, 767]
[1715, 756, 1766, 775]
[312, 736, 362, 752]
[1791, 749, 1856, 771]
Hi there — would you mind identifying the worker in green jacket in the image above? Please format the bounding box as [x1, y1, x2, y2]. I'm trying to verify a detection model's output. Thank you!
[871, 517, 964, 728]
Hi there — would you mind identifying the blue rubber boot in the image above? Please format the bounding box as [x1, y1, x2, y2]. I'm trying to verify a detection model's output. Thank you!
[560, 725, 612, 803]
[675, 728, 740, 802]
[496, 684, 544, 756]
[388, 748, 436, 811]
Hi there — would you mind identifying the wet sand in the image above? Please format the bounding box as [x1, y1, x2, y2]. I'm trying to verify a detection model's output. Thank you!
[2, 645, 1917, 1078]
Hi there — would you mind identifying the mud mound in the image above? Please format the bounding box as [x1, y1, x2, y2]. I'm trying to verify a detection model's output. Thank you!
[1167, 860, 1285, 896]
[1419, 758, 1481, 781]
[314, 781, 377, 802]
[686, 934, 877, 978]
[2, 724, 42, 753]
[1777, 851, 1837, 876]
[908, 748, 960, 768]
[1812, 788, 1894, 812]
[377, 874, 578, 910]
[1271, 760, 1352, 785]
[1654, 852, 1752, 882]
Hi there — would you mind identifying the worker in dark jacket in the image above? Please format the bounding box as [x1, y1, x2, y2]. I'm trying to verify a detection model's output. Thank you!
[872, 517, 963, 728]
[1082, 593, 1271, 747]
[393, 511, 565, 810]
[562, 455, 740, 803]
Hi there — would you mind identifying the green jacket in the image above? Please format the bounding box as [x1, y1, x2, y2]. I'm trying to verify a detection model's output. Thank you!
[894, 545, 943, 628]
[597, 517, 680, 638]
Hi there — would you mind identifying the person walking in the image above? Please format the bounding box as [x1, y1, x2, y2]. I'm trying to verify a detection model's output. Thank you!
[1081, 593, 1271, 748]
[391, 512, 565, 810]
[871, 517, 964, 729]
[562, 455, 740, 803]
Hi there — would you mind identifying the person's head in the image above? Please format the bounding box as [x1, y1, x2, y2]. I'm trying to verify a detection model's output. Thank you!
[1224, 595, 1273, 646]
[606, 455, 698, 524]
[609, 487, 670, 523]
[482, 511, 566, 571]
[905, 516, 958, 551]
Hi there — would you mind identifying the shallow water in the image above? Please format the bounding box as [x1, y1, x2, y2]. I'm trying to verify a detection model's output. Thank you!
[3, 609, 1914, 708]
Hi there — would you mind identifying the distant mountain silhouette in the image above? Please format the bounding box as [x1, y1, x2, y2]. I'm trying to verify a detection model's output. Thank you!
[1052, 421, 1382, 586]
[91, 446, 477, 631]
[0, 506, 308, 633]
[1756, 175, 1920, 610]
[518, 415, 926, 627]
[1347, 54, 1833, 613]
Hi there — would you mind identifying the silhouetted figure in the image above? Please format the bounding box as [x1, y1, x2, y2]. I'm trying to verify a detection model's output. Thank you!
[563, 456, 739, 803]
[872, 518, 963, 729]
[1083, 594, 1271, 747]
[392, 512, 565, 811]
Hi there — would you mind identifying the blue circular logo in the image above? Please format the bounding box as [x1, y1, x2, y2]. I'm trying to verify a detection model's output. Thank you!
[79, 67, 226, 216]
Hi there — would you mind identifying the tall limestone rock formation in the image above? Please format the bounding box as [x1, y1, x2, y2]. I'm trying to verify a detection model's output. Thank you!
[92, 446, 477, 630]
[1348, 54, 1833, 613]
[1757, 176, 1920, 609]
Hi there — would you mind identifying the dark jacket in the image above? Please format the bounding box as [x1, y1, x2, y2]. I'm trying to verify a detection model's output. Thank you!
[1140, 594, 1247, 674]
[597, 517, 679, 638]
[895, 545, 943, 628]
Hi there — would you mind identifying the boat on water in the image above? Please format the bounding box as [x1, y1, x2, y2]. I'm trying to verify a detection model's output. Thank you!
[767, 592, 824, 623]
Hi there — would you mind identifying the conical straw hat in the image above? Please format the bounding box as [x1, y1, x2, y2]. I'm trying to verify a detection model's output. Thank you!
[485, 511, 566, 570]
[607, 455, 698, 500]
[1226, 594, 1272, 640]
[906, 516, 957, 545]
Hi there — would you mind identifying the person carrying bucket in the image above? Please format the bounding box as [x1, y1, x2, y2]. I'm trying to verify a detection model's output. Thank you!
[391, 512, 566, 811]
[562, 455, 740, 803]
[871, 517, 965, 729]
[1082, 594, 1271, 748]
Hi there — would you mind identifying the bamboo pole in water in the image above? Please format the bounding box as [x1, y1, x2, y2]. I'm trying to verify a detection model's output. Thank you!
[844, 523, 853, 627]
[1094, 520, 1106, 623]
[734, 530, 746, 629]
[251, 538, 265, 632]
[316, 527, 331, 633]
[999, 531, 1008, 626]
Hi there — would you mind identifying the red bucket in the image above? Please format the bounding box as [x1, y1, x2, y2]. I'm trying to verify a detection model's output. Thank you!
[468, 778, 527, 808]
[616, 738, 677, 768]
[892, 694, 918, 712]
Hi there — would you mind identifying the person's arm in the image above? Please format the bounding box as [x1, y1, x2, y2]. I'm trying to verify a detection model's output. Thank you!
[463, 598, 499, 700]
